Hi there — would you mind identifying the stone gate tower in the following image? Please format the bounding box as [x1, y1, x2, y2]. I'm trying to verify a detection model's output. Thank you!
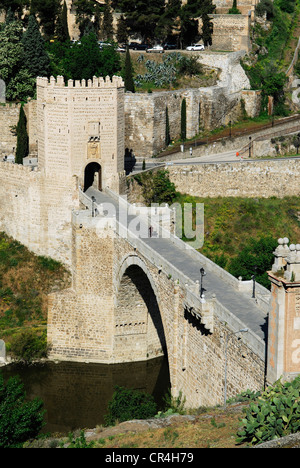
[37, 75, 126, 194]
[267, 238, 300, 384]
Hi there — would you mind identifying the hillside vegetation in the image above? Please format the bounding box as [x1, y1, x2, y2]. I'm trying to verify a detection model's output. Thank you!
[0, 233, 70, 352]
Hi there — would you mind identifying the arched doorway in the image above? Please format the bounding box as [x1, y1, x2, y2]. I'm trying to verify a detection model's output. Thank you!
[84, 162, 102, 192]
[115, 264, 167, 363]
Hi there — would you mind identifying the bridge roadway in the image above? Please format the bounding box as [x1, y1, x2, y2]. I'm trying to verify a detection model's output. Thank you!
[85, 187, 268, 342]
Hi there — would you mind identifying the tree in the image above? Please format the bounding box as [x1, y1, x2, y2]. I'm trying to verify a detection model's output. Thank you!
[74, 0, 98, 37]
[0, 372, 45, 448]
[0, 19, 36, 101]
[181, 98, 186, 141]
[15, 105, 29, 165]
[201, 12, 213, 46]
[116, 14, 129, 44]
[228, 0, 241, 14]
[116, 0, 165, 42]
[180, 0, 215, 47]
[56, 0, 70, 43]
[30, 0, 61, 39]
[156, 0, 182, 44]
[165, 106, 171, 146]
[124, 47, 135, 92]
[228, 236, 278, 289]
[101, 0, 114, 41]
[63, 32, 121, 80]
[21, 15, 50, 78]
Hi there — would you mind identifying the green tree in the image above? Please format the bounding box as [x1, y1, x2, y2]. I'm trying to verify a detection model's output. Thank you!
[30, 0, 61, 39]
[56, 0, 70, 43]
[0, 0, 25, 18]
[0, 19, 36, 101]
[156, 0, 182, 43]
[15, 105, 29, 165]
[0, 372, 45, 448]
[124, 47, 135, 92]
[101, 0, 114, 41]
[63, 32, 121, 80]
[228, 0, 241, 14]
[228, 236, 278, 289]
[180, 0, 215, 47]
[116, 0, 165, 42]
[116, 14, 129, 44]
[21, 15, 50, 78]
[165, 106, 170, 146]
[181, 98, 186, 141]
[74, 0, 98, 37]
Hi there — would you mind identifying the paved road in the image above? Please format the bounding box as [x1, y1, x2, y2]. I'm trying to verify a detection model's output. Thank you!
[86, 187, 268, 341]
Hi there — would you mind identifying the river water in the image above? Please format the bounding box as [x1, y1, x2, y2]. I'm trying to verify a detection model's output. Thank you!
[1, 356, 170, 435]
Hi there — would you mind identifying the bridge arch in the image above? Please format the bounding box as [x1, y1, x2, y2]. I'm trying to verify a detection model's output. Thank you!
[114, 255, 167, 362]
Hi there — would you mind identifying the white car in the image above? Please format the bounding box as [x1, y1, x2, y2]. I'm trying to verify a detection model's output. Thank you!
[186, 44, 205, 51]
[146, 45, 164, 53]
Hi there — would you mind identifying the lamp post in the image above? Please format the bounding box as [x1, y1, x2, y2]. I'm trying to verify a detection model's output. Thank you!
[249, 136, 252, 158]
[200, 267, 206, 300]
[91, 196, 96, 217]
[251, 265, 257, 299]
[224, 328, 248, 407]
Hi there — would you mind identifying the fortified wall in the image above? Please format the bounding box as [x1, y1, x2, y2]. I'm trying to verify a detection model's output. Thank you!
[0, 75, 126, 267]
[166, 159, 300, 199]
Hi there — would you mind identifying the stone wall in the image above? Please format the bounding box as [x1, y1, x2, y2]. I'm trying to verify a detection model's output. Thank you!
[214, 0, 258, 14]
[0, 162, 79, 267]
[208, 14, 251, 53]
[0, 103, 20, 158]
[166, 159, 300, 198]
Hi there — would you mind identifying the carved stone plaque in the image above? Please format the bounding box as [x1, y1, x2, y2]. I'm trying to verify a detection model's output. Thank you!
[87, 139, 101, 160]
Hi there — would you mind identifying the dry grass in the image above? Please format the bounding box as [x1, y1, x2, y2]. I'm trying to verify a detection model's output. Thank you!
[89, 404, 249, 449]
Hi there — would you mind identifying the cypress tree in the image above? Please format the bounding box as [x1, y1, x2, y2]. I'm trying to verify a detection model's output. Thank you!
[15, 106, 29, 165]
[124, 47, 135, 93]
[181, 98, 186, 141]
[56, 1, 70, 42]
[165, 106, 170, 146]
[21, 15, 50, 78]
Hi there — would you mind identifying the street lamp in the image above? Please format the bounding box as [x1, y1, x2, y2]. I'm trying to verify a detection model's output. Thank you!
[224, 328, 248, 407]
[249, 136, 252, 158]
[200, 267, 206, 300]
[251, 265, 257, 299]
[91, 196, 96, 217]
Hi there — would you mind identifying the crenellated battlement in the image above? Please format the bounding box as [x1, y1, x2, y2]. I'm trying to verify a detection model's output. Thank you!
[37, 75, 124, 90]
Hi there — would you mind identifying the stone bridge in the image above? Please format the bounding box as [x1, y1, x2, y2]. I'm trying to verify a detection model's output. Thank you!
[47, 186, 269, 408]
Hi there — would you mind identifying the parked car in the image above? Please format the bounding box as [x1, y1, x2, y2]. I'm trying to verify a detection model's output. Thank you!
[186, 43, 205, 51]
[136, 43, 151, 50]
[128, 42, 139, 49]
[116, 45, 126, 53]
[163, 43, 177, 50]
[146, 45, 164, 53]
[98, 41, 113, 49]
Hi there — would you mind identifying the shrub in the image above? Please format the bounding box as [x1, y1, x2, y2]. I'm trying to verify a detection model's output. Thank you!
[9, 329, 48, 362]
[237, 376, 300, 445]
[0, 372, 45, 448]
[104, 386, 157, 426]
